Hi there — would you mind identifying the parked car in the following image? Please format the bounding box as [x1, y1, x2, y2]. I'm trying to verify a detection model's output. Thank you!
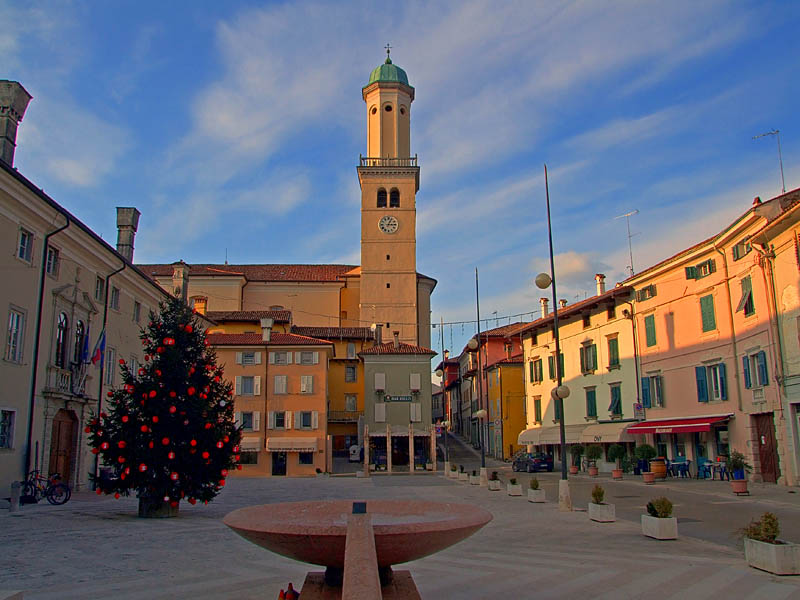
[512, 452, 554, 472]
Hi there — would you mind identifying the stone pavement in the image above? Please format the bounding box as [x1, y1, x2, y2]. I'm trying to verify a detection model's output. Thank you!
[2, 474, 800, 599]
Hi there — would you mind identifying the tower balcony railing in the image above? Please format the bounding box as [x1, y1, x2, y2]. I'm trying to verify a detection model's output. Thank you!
[359, 155, 418, 168]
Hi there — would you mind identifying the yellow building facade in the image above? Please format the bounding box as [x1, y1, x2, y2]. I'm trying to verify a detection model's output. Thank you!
[485, 358, 526, 460]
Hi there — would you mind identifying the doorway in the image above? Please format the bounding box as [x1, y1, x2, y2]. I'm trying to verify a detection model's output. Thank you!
[754, 413, 780, 483]
[271, 451, 287, 476]
[49, 409, 77, 480]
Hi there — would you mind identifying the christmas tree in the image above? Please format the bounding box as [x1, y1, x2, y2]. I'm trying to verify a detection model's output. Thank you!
[87, 296, 241, 516]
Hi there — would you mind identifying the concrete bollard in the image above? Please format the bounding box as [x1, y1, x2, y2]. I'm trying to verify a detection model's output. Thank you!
[9, 481, 21, 513]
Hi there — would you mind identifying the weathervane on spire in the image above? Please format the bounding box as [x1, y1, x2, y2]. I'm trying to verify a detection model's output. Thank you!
[384, 43, 392, 63]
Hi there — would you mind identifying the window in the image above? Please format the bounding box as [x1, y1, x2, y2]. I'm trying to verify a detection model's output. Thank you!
[582, 314, 591, 328]
[300, 411, 312, 428]
[386, 282, 390, 288]
[533, 396, 542, 424]
[190, 296, 207, 314]
[242, 351, 256, 366]
[275, 411, 286, 428]
[0, 409, 15, 448]
[299, 452, 314, 465]
[110, 287, 120, 310]
[241, 376, 255, 395]
[6, 308, 25, 363]
[736, 276, 755, 317]
[553, 396, 562, 422]
[743, 350, 769, 389]
[299, 351, 316, 365]
[377, 188, 387, 208]
[685, 259, 716, 280]
[46, 247, 60, 276]
[528, 359, 544, 384]
[300, 375, 314, 394]
[271, 351, 288, 365]
[389, 189, 400, 208]
[241, 411, 254, 430]
[547, 353, 564, 380]
[345, 365, 357, 383]
[345, 394, 357, 411]
[130, 356, 139, 375]
[585, 388, 597, 419]
[644, 314, 656, 347]
[55, 312, 69, 368]
[641, 375, 663, 408]
[732, 241, 751, 261]
[239, 451, 258, 464]
[695, 363, 727, 402]
[274, 375, 288, 394]
[17, 228, 34, 262]
[700, 295, 716, 332]
[73, 320, 85, 364]
[608, 384, 622, 417]
[635, 284, 657, 301]
[95, 276, 105, 301]
[607, 337, 619, 368]
[105, 348, 115, 385]
[133, 301, 141, 323]
[347, 343, 356, 359]
[579, 343, 597, 374]
[607, 305, 616, 320]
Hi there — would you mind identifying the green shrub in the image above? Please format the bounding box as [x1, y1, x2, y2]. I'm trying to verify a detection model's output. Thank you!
[585, 444, 603, 462]
[608, 444, 626, 467]
[509, 478, 517, 486]
[634, 444, 657, 463]
[646, 497, 673, 518]
[570, 444, 584, 466]
[472, 470, 477, 477]
[450, 464, 457, 471]
[459, 465, 464, 473]
[742, 512, 780, 543]
[529, 477, 539, 490]
[591, 484, 605, 504]
[728, 450, 751, 474]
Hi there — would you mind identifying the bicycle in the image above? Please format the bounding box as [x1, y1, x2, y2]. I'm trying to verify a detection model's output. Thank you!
[21, 470, 71, 505]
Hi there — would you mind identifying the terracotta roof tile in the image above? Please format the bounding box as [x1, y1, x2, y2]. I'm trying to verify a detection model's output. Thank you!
[206, 310, 291, 323]
[359, 342, 436, 356]
[140, 263, 358, 282]
[208, 332, 332, 347]
[291, 326, 374, 339]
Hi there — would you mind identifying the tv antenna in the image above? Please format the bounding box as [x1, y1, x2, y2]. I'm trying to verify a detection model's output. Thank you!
[753, 130, 786, 193]
[615, 209, 639, 276]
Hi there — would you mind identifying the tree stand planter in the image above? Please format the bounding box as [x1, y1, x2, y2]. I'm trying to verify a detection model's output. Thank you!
[589, 502, 615, 522]
[569, 466, 579, 475]
[588, 466, 599, 477]
[458, 472, 469, 482]
[527, 489, 545, 503]
[611, 469, 623, 480]
[487, 480, 502, 491]
[641, 515, 677, 540]
[469, 475, 481, 485]
[744, 538, 800, 575]
[138, 497, 179, 518]
[642, 472, 656, 485]
[507, 483, 523, 496]
[731, 479, 749, 496]
[448, 470, 459, 479]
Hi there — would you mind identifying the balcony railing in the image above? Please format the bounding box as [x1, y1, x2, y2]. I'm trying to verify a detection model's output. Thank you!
[359, 155, 418, 168]
[328, 410, 364, 423]
[44, 364, 88, 397]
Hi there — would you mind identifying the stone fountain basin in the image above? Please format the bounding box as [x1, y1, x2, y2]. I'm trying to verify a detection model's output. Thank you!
[223, 500, 492, 568]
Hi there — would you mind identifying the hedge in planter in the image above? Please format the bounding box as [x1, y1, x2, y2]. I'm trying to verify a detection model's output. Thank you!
[585, 444, 603, 476]
[608, 444, 626, 480]
[642, 496, 677, 540]
[569, 444, 584, 473]
[528, 477, 545, 502]
[742, 512, 800, 575]
[588, 484, 615, 522]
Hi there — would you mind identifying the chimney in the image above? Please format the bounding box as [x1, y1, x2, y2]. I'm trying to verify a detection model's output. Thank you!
[559, 299, 568, 309]
[374, 324, 383, 345]
[393, 330, 400, 349]
[171, 260, 189, 302]
[595, 273, 606, 296]
[0, 81, 32, 167]
[260, 318, 273, 342]
[753, 196, 762, 206]
[539, 297, 549, 319]
[116, 207, 141, 262]
[444, 350, 449, 360]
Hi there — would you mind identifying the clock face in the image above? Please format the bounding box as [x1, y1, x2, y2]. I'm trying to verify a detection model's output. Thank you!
[378, 215, 399, 234]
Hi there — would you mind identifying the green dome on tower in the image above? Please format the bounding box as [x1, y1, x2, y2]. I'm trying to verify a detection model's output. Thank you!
[366, 56, 410, 87]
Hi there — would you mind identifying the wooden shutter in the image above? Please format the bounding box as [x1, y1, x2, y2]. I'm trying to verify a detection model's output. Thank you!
[311, 411, 319, 429]
[608, 338, 619, 365]
[252, 411, 261, 431]
[269, 352, 275, 364]
[534, 398, 541, 423]
[295, 352, 301, 364]
[286, 352, 292, 364]
[641, 377, 651, 408]
[375, 402, 386, 422]
[267, 411, 275, 429]
[234, 411, 242, 427]
[235, 376, 242, 396]
[253, 376, 261, 396]
[528, 361, 534, 383]
[644, 315, 656, 347]
[742, 355, 752, 389]
[375, 372, 386, 391]
[235, 352, 243, 364]
[295, 410, 302, 429]
[548, 355, 555, 379]
[756, 351, 768, 386]
[410, 373, 421, 392]
[718, 362, 727, 400]
[685, 266, 697, 280]
[312, 351, 319, 364]
[591, 344, 597, 371]
[654, 376, 663, 407]
[586, 389, 597, 417]
[695, 366, 708, 402]
[285, 411, 292, 429]
[411, 403, 421, 422]
[579, 347, 586, 372]
[254, 352, 262, 365]
[700, 295, 716, 332]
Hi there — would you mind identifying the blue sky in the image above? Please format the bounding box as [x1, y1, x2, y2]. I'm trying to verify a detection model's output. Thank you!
[3, 1, 799, 355]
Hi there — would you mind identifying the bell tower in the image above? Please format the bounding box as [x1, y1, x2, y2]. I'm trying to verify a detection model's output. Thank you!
[358, 49, 421, 345]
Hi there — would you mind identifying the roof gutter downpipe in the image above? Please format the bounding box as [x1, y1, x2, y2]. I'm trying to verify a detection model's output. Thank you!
[713, 242, 743, 412]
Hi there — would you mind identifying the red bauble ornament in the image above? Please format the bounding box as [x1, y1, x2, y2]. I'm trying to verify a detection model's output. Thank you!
[214, 376, 221, 382]
[118, 358, 125, 365]
[98, 430, 104, 436]
[155, 369, 162, 377]
[118, 456, 126, 463]
[107, 391, 113, 398]
[157, 347, 164, 353]
[91, 448, 100, 454]
[233, 445, 240, 452]
[144, 354, 150, 360]
[187, 387, 196, 396]
[100, 442, 109, 450]
[118, 441, 126, 449]
[216, 441, 223, 449]
[169, 391, 177, 398]
[201, 451, 210, 459]
[170, 472, 179, 481]
[223, 435, 230, 443]
[121, 415, 129, 422]
[168, 452, 176, 460]
[139, 463, 147, 472]
[189, 367, 195, 375]
[140, 425, 149, 433]
[96, 489, 102, 495]
[221, 469, 228, 477]
[170, 500, 179, 507]
[142, 393, 148, 399]
[148, 441, 154, 449]
[114, 493, 120, 499]
[190, 439, 197, 447]
[204, 423, 212, 430]
[138, 368, 145, 376]
[234, 454, 241, 462]
[162, 437, 170, 445]
[237, 464, 242, 470]
[152, 415, 159, 423]
[84, 426, 92, 433]
[148, 390, 157, 398]
[218, 479, 226, 486]
[188, 498, 196, 505]
[120, 473, 126, 480]
[185, 325, 193, 333]
[169, 405, 177, 413]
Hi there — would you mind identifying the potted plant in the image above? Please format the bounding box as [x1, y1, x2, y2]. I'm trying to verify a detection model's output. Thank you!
[608, 444, 626, 480]
[449, 464, 458, 479]
[527, 477, 545, 503]
[569, 444, 584, 475]
[507, 477, 522, 496]
[742, 512, 800, 575]
[588, 484, 615, 522]
[585, 444, 603, 476]
[488, 471, 502, 491]
[728, 450, 751, 495]
[458, 465, 469, 482]
[642, 496, 677, 540]
[635, 444, 658, 484]
[469, 469, 480, 485]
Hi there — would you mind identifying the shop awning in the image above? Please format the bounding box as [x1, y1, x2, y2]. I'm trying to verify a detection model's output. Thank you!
[266, 437, 318, 452]
[519, 424, 588, 445]
[626, 415, 731, 435]
[239, 436, 262, 451]
[580, 422, 635, 444]
[518, 427, 541, 445]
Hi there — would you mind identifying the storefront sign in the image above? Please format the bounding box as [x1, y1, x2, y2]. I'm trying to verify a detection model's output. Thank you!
[384, 395, 413, 403]
[655, 427, 674, 434]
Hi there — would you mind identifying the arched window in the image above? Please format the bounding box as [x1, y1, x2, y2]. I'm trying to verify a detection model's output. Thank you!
[389, 189, 400, 208]
[377, 189, 387, 208]
[55, 312, 69, 368]
[73, 320, 85, 364]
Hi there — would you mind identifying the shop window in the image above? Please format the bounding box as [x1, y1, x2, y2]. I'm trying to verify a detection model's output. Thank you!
[299, 452, 314, 465]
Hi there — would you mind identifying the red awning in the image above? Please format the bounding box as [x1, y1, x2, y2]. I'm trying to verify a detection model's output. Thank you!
[627, 415, 730, 435]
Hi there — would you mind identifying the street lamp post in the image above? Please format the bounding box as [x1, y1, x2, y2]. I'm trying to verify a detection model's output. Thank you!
[473, 268, 487, 485]
[535, 164, 572, 511]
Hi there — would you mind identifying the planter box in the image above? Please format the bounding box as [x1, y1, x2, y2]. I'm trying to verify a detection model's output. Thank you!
[487, 480, 502, 491]
[641, 515, 677, 540]
[588, 466, 599, 477]
[527, 488, 545, 503]
[731, 479, 749, 495]
[448, 470, 459, 479]
[642, 472, 656, 485]
[426, 463, 434, 471]
[458, 472, 469, 482]
[469, 475, 481, 485]
[612, 469, 623, 480]
[744, 537, 800, 575]
[507, 484, 523, 496]
[569, 466, 579, 475]
[589, 502, 615, 522]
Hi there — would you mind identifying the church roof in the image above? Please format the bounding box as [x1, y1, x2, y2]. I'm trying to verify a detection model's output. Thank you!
[207, 332, 332, 347]
[291, 326, 375, 340]
[359, 342, 436, 356]
[366, 57, 411, 88]
[206, 310, 291, 324]
[140, 263, 357, 283]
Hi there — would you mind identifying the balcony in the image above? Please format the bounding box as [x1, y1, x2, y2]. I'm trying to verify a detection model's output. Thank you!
[328, 410, 364, 423]
[359, 155, 418, 168]
[43, 364, 88, 398]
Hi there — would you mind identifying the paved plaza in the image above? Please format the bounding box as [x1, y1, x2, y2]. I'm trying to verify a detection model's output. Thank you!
[2, 472, 800, 599]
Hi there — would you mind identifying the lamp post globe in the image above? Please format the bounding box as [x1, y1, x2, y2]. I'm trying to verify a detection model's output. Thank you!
[474, 409, 487, 420]
[535, 272, 552, 289]
[467, 338, 478, 350]
[555, 385, 571, 399]
[435, 369, 443, 378]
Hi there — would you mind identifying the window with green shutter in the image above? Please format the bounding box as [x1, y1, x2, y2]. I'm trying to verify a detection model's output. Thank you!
[534, 396, 542, 423]
[585, 388, 597, 418]
[554, 397, 562, 422]
[700, 295, 716, 332]
[608, 384, 622, 416]
[644, 314, 656, 347]
[736, 276, 755, 317]
[548, 353, 564, 380]
[608, 337, 619, 367]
